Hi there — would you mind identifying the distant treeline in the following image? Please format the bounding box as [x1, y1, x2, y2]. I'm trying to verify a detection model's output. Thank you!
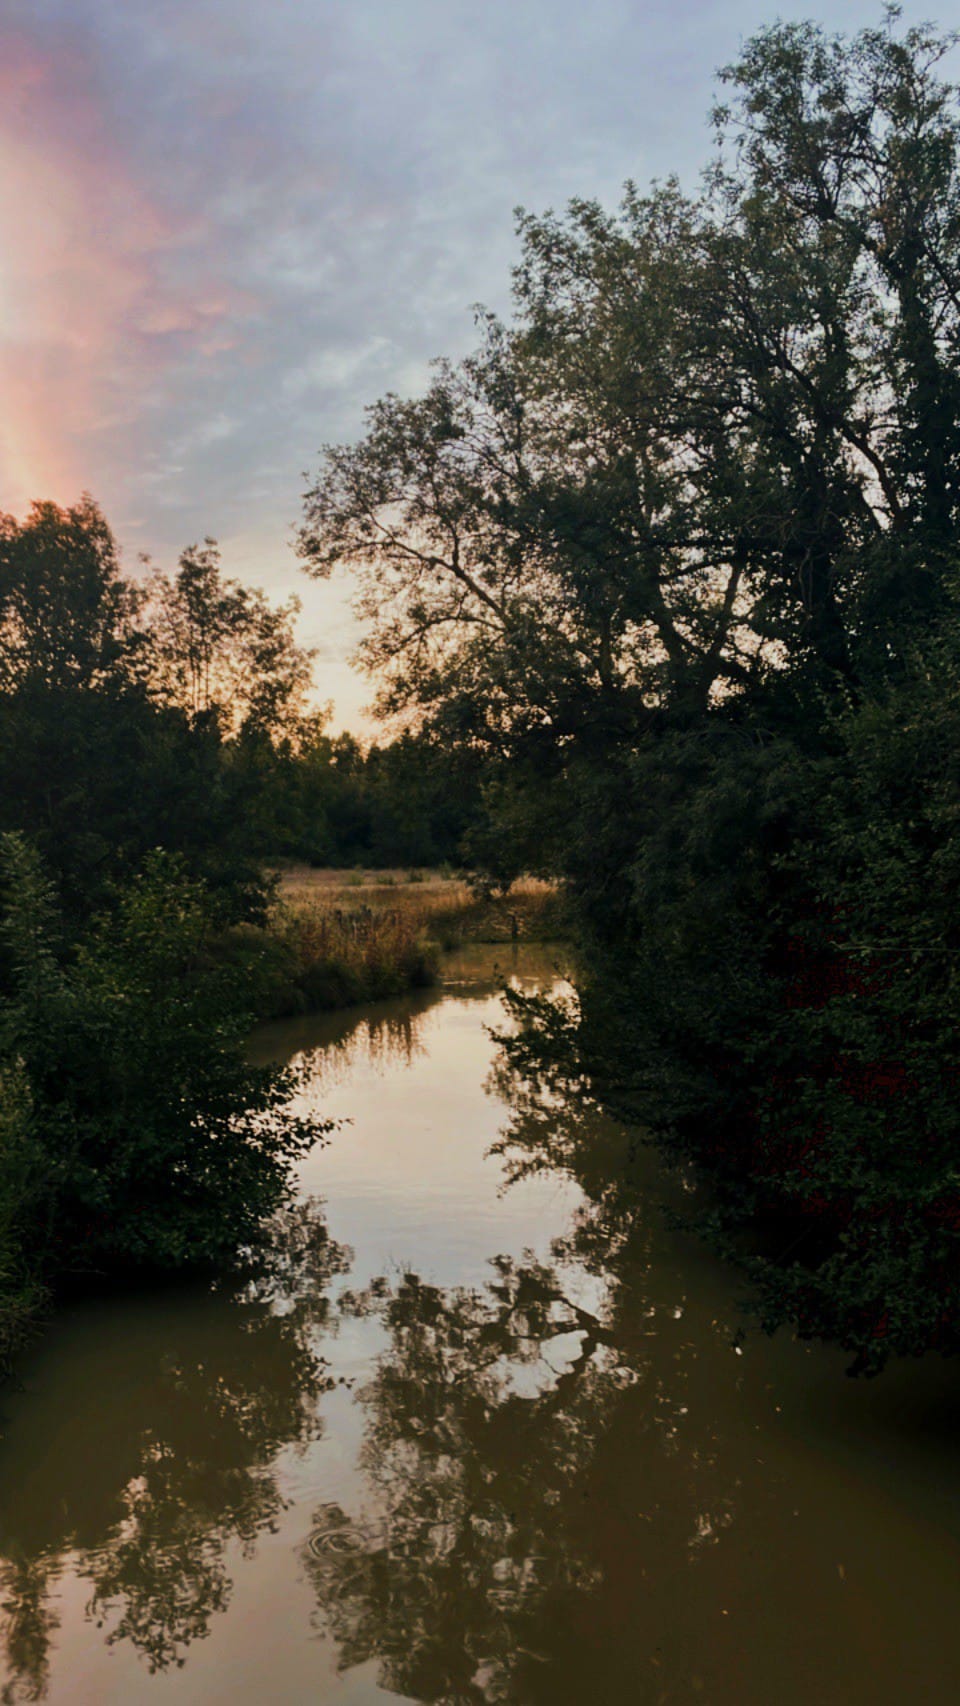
[261, 728, 484, 873]
[0, 498, 484, 936]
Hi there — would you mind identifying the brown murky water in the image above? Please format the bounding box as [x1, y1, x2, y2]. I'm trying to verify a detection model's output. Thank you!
[2, 944, 960, 1704]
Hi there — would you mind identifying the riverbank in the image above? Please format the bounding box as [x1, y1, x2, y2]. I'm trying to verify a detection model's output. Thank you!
[244, 868, 566, 1019]
[0, 866, 566, 1371]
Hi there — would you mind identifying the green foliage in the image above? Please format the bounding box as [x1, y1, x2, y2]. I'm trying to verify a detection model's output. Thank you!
[300, 12, 960, 1370]
[0, 837, 330, 1358]
[144, 538, 314, 736]
[744, 635, 960, 1371]
[0, 500, 281, 926]
[0, 496, 145, 694]
[0, 1058, 47, 1368]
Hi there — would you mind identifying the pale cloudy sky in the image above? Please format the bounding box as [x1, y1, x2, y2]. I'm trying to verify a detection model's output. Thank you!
[0, 0, 914, 728]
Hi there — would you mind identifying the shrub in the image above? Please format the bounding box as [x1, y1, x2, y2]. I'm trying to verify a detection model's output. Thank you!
[267, 901, 439, 1016]
[0, 836, 330, 1327]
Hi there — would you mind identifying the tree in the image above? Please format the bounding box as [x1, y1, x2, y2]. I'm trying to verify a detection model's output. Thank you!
[0, 836, 331, 1277]
[145, 539, 314, 738]
[0, 496, 145, 694]
[297, 11, 960, 1369]
[0, 503, 320, 924]
[300, 12, 960, 747]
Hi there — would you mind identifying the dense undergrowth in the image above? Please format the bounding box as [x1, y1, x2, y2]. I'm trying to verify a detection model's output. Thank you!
[0, 838, 330, 1373]
[509, 672, 960, 1376]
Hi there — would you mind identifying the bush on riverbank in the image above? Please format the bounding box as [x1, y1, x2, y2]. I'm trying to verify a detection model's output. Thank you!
[552, 686, 960, 1375]
[0, 836, 329, 1370]
[253, 901, 439, 1017]
[0, 1060, 46, 1369]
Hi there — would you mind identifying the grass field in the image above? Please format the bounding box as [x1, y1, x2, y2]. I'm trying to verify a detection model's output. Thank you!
[251, 866, 565, 1018]
[272, 865, 564, 947]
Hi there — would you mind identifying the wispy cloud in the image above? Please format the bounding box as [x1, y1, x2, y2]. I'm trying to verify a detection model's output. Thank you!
[0, 0, 903, 726]
[0, 24, 261, 514]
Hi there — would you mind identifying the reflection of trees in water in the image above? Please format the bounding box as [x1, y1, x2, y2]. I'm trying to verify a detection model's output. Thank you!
[0, 1202, 351, 1703]
[301, 1063, 744, 1705]
[306, 1255, 619, 1698]
[296, 1007, 431, 1099]
[287, 963, 559, 1104]
[0, 1006, 759, 1704]
[0, 1557, 56, 1706]
[486, 1028, 611, 1189]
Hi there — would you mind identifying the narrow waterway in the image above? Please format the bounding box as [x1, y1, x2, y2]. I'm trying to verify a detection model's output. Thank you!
[2, 945, 960, 1705]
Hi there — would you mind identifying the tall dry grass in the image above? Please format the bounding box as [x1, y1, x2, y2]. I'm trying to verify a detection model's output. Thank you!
[248, 868, 567, 1018]
[274, 868, 564, 948]
[275, 898, 438, 1011]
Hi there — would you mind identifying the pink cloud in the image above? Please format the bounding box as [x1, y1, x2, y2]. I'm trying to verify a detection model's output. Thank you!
[0, 29, 257, 516]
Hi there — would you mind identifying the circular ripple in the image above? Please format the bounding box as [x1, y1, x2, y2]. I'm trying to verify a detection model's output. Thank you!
[305, 1509, 368, 1559]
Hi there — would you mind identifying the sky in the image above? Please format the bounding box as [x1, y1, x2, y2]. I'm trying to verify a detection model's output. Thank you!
[0, 0, 918, 730]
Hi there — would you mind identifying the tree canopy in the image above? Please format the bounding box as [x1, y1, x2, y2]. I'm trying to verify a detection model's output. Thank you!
[300, 10, 960, 749]
[144, 539, 314, 737]
[299, 10, 960, 1371]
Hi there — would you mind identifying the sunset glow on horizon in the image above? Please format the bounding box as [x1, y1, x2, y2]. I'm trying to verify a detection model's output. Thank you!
[1, 0, 899, 729]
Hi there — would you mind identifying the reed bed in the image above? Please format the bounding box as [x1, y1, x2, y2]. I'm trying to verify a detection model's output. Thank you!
[275, 869, 565, 948]
[273, 897, 439, 1012]
[250, 869, 566, 1017]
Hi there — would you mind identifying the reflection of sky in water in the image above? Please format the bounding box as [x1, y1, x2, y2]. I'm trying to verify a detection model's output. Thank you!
[286, 969, 586, 1296]
[3, 948, 960, 1704]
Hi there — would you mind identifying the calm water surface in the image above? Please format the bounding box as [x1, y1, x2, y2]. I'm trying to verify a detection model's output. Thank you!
[2, 945, 960, 1704]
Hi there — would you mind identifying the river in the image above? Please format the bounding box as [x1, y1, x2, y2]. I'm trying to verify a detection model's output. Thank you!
[1, 945, 960, 1704]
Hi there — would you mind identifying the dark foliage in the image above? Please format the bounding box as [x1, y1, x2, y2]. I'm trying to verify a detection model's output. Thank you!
[0, 835, 330, 1360]
[301, 11, 960, 1371]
